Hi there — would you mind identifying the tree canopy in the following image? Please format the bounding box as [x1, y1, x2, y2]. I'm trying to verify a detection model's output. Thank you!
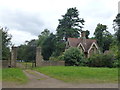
[113, 13, 120, 59]
[1, 27, 12, 60]
[56, 7, 85, 41]
[94, 23, 113, 52]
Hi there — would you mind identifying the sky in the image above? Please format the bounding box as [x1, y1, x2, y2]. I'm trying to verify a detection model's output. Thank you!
[0, 0, 119, 46]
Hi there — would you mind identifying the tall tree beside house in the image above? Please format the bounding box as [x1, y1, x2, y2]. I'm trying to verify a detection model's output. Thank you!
[54, 7, 85, 57]
[85, 30, 90, 39]
[113, 13, 120, 59]
[1, 27, 12, 60]
[94, 23, 113, 52]
[56, 7, 85, 41]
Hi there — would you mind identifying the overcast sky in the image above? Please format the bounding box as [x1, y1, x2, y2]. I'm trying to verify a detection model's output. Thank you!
[0, 0, 119, 46]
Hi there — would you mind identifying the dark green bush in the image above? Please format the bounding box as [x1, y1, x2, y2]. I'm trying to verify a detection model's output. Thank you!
[88, 53, 114, 67]
[63, 47, 85, 66]
[49, 55, 64, 61]
[113, 59, 120, 68]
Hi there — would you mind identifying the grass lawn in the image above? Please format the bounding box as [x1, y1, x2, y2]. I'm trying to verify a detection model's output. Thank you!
[0, 68, 2, 81]
[2, 68, 28, 83]
[34, 66, 118, 83]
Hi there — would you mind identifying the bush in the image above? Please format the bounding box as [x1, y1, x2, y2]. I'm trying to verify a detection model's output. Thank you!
[49, 55, 64, 61]
[88, 53, 114, 67]
[63, 47, 85, 66]
[113, 59, 120, 68]
[49, 57, 58, 61]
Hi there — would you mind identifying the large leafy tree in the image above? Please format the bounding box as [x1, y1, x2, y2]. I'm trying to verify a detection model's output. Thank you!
[1, 27, 12, 60]
[94, 23, 113, 52]
[41, 33, 56, 60]
[113, 13, 120, 43]
[56, 7, 85, 41]
[113, 13, 120, 59]
[37, 29, 50, 47]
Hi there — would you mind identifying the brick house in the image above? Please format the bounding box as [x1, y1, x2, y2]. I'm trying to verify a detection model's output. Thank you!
[66, 31, 99, 58]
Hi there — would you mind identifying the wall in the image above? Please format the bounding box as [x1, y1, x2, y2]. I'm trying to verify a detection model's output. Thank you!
[38, 61, 65, 66]
[1, 60, 10, 68]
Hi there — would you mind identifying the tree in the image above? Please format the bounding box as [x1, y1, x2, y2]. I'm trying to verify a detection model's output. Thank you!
[94, 23, 112, 52]
[41, 33, 56, 60]
[102, 31, 113, 52]
[37, 29, 50, 47]
[1, 27, 12, 60]
[113, 13, 120, 59]
[85, 30, 90, 39]
[113, 13, 120, 43]
[63, 47, 84, 66]
[56, 7, 85, 41]
[17, 39, 37, 62]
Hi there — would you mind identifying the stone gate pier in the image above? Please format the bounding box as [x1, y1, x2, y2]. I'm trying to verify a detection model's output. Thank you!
[10, 46, 17, 67]
[35, 47, 43, 67]
[35, 47, 65, 67]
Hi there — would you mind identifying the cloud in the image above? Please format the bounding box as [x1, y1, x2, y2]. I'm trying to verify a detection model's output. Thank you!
[0, 9, 45, 36]
[8, 29, 38, 46]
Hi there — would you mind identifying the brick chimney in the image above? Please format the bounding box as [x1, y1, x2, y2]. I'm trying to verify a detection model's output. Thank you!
[81, 31, 86, 39]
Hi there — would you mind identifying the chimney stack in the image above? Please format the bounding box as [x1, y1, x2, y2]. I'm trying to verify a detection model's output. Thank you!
[81, 31, 86, 39]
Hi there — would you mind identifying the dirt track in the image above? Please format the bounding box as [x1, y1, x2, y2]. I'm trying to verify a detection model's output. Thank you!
[2, 70, 118, 88]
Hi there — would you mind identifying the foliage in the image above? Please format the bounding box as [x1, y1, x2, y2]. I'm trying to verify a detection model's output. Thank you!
[63, 47, 84, 66]
[2, 68, 28, 83]
[41, 33, 56, 60]
[49, 57, 58, 61]
[17, 39, 37, 62]
[109, 36, 118, 58]
[52, 40, 66, 57]
[88, 53, 114, 67]
[49, 54, 64, 61]
[113, 13, 120, 43]
[56, 7, 85, 41]
[113, 13, 120, 60]
[1, 27, 12, 60]
[94, 23, 113, 52]
[112, 59, 120, 68]
[85, 30, 90, 39]
[34, 66, 118, 83]
[37, 29, 50, 47]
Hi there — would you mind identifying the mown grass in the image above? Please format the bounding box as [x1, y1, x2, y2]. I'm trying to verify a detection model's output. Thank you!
[34, 66, 118, 83]
[0, 68, 2, 81]
[2, 68, 28, 83]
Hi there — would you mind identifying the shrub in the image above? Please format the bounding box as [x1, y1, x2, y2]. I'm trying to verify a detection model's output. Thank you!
[49, 55, 64, 61]
[113, 59, 120, 68]
[88, 53, 114, 67]
[63, 47, 85, 66]
[49, 57, 58, 61]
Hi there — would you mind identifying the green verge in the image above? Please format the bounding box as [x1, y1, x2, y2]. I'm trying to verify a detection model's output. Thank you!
[2, 68, 28, 83]
[0, 68, 2, 81]
[34, 66, 118, 84]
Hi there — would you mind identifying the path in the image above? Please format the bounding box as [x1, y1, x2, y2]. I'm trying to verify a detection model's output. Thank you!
[2, 69, 118, 88]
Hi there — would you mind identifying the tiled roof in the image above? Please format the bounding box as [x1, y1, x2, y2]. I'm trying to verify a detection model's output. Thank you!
[68, 38, 97, 52]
